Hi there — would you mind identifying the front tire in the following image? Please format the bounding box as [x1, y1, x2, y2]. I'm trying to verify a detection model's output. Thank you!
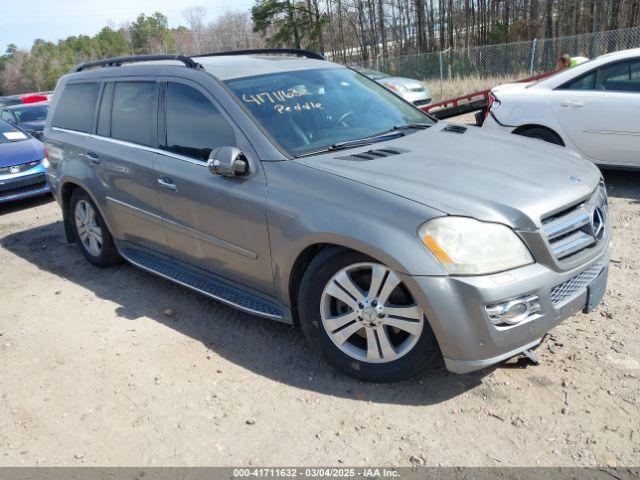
[70, 189, 121, 267]
[298, 247, 439, 382]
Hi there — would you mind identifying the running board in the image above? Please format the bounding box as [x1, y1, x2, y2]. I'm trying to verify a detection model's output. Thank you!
[120, 247, 288, 322]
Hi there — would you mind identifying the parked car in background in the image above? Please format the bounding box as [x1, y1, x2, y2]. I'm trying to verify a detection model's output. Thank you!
[0, 102, 49, 140]
[0, 96, 23, 108]
[483, 48, 640, 169]
[45, 50, 609, 382]
[352, 66, 432, 107]
[0, 119, 49, 204]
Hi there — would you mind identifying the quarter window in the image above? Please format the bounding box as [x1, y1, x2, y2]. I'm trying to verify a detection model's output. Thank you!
[111, 82, 157, 146]
[164, 82, 236, 161]
[0, 110, 14, 122]
[51, 82, 100, 132]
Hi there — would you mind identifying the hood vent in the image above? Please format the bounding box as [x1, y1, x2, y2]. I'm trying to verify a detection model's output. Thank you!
[442, 124, 468, 134]
[337, 147, 408, 161]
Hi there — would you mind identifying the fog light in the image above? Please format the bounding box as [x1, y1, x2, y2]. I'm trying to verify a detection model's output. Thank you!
[485, 295, 541, 326]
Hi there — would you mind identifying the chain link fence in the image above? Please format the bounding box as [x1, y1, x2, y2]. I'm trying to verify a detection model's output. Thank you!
[358, 26, 640, 88]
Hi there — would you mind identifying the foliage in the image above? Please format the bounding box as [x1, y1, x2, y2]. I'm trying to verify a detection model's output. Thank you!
[129, 12, 176, 54]
[251, 0, 325, 51]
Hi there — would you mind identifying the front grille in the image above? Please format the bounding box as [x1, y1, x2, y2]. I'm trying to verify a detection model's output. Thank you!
[550, 263, 604, 306]
[542, 183, 608, 261]
[0, 160, 40, 176]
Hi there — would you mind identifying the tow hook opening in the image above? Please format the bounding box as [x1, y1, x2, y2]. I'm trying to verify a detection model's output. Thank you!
[504, 341, 543, 369]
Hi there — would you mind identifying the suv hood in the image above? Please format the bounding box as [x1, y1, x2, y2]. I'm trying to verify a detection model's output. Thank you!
[294, 124, 601, 230]
[19, 120, 45, 131]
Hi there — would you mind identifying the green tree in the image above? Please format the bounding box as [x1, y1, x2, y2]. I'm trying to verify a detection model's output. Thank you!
[252, 0, 325, 51]
[130, 12, 175, 54]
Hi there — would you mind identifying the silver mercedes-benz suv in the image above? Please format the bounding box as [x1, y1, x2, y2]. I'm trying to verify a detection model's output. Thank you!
[43, 49, 611, 382]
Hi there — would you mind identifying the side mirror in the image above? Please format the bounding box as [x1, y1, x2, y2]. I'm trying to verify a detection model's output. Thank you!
[207, 147, 249, 178]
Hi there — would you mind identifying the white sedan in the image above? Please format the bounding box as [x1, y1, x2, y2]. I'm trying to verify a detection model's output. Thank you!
[483, 48, 640, 169]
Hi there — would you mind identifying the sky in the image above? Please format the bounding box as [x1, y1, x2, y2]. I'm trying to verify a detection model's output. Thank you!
[1, 0, 255, 51]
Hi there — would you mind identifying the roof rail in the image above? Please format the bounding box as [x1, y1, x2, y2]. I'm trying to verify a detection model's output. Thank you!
[193, 48, 326, 61]
[71, 55, 202, 73]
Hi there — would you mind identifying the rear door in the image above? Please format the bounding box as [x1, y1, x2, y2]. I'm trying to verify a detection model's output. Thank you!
[153, 79, 274, 295]
[88, 79, 168, 251]
[551, 58, 640, 166]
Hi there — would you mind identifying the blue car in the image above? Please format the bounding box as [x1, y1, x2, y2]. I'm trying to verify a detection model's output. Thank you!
[0, 119, 50, 204]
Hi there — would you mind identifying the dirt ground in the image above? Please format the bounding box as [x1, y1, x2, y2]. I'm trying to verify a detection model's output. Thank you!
[0, 169, 638, 468]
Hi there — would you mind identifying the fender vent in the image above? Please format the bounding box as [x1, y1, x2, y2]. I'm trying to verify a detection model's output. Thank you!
[337, 147, 408, 161]
[442, 124, 468, 134]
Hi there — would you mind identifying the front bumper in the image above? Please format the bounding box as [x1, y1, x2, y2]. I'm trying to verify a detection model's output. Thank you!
[405, 244, 611, 374]
[0, 164, 50, 204]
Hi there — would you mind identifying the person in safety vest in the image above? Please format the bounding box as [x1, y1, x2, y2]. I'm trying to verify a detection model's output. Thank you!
[557, 54, 589, 70]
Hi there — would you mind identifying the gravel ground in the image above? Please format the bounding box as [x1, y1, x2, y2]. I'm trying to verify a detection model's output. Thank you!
[0, 169, 638, 467]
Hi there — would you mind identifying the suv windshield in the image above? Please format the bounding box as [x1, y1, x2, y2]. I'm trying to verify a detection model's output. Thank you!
[225, 68, 434, 156]
[11, 104, 49, 122]
[0, 119, 29, 143]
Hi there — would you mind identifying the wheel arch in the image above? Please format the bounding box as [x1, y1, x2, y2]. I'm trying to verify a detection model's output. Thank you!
[59, 177, 112, 243]
[512, 124, 565, 146]
[283, 234, 442, 324]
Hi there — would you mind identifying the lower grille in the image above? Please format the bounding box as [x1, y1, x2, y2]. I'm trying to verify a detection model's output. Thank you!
[0, 173, 47, 198]
[413, 99, 431, 107]
[550, 263, 603, 306]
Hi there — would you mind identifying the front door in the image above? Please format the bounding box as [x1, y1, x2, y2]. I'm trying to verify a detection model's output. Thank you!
[551, 58, 640, 166]
[153, 80, 274, 295]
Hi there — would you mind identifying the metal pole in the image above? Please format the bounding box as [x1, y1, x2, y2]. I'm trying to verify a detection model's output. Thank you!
[438, 48, 450, 99]
[530, 38, 538, 75]
[439, 50, 444, 98]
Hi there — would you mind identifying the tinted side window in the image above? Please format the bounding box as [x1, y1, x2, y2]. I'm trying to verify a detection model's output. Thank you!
[559, 71, 596, 90]
[165, 82, 236, 161]
[597, 60, 640, 92]
[111, 82, 157, 146]
[51, 83, 100, 132]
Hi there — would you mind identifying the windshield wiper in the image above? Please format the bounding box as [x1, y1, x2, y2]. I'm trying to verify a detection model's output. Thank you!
[391, 122, 432, 131]
[294, 123, 431, 158]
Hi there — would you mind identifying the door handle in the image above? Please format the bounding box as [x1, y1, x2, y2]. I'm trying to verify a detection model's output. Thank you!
[561, 100, 585, 108]
[157, 176, 178, 191]
[81, 152, 101, 164]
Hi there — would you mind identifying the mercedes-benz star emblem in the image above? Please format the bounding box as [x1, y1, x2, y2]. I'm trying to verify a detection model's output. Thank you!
[590, 207, 605, 241]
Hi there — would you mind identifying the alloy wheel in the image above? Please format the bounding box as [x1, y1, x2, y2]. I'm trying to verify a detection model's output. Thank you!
[74, 199, 103, 257]
[320, 262, 424, 363]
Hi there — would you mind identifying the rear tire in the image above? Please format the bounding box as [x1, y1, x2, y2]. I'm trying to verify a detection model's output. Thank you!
[516, 127, 563, 146]
[298, 247, 439, 382]
[70, 189, 121, 268]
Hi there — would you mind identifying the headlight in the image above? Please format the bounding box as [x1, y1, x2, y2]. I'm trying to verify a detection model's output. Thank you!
[42, 157, 50, 169]
[418, 217, 534, 275]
